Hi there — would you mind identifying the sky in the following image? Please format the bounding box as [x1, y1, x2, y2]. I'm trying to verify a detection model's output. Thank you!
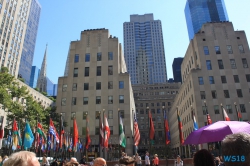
[33, 0, 250, 84]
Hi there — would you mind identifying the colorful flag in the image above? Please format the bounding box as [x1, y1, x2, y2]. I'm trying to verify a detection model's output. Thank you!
[47, 132, 51, 151]
[99, 117, 104, 148]
[164, 110, 171, 145]
[133, 114, 140, 146]
[49, 119, 59, 143]
[192, 111, 199, 131]
[207, 114, 212, 125]
[235, 106, 242, 121]
[149, 111, 155, 140]
[23, 121, 34, 149]
[223, 107, 230, 121]
[177, 109, 184, 145]
[17, 121, 22, 147]
[37, 123, 46, 140]
[119, 116, 126, 148]
[103, 116, 110, 148]
[0, 116, 4, 149]
[85, 118, 91, 150]
[12, 119, 18, 150]
[73, 118, 78, 152]
[60, 116, 64, 149]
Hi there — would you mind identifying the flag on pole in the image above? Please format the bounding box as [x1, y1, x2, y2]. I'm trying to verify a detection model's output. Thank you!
[17, 121, 22, 148]
[164, 110, 171, 145]
[177, 109, 184, 145]
[149, 111, 155, 140]
[73, 118, 78, 152]
[60, 116, 65, 149]
[235, 105, 242, 121]
[207, 114, 212, 125]
[99, 116, 104, 148]
[119, 116, 126, 148]
[0, 116, 4, 149]
[133, 114, 140, 146]
[85, 118, 91, 150]
[49, 119, 59, 143]
[37, 123, 46, 140]
[192, 111, 199, 131]
[223, 107, 230, 121]
[12, 119, 18, 150]
[103, 116, 110, 148]
[23, 121, 34, 149]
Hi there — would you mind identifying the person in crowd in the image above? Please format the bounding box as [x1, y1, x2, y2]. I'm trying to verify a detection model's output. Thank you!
[51, 158, 59, 166]
[3, 151, 40, 166]
[93, 157, 106, 166]
[221, 132, 250, 166]
[59, 158, 67, 166]
[68, 158, 79, 165]
[193, 149, 214, 166]
[175, 155, 183, 166]
[0, 156, 3, 166]
[80, 156, 86, 165]
[145, 152, 150, 166]
[2, 156, 8, 164]
[153, 154, 159, 166]
[135, 153, 141, 166]
[41, 156, 50, 166]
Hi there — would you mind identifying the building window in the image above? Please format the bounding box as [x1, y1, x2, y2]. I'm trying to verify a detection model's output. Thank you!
[230, 59, 237, 69]
[224, 90, 230, 98]
[95, 127, 99, 135]
[227, 45, 233, 54]
[214, 105, 220, 114]
[72, 97, 77, 105]
[85, 67, 89, 76]
[108, 96, 113, 104]
[83, 111, 87, 120]
[83, 97, 88, 105]
[221, 76, 227, 83]
[200, 91, 206, 99]
[84, 83, 89, 90]
[73, 68, 78, 77]
[162, 102, 165, 106]
[62, 84, 67, 92]
[61, 98, 66, 106]
[97, 66, 101, 76]
[206, 60, 212, 70]
[246, 74, 250, 82]
[85, 53, 90, 62]
[97, 52, 102, 61]
[209, 76, 214, 84]
[71, 112, 76, 120]
[202, 106, 207, 115]
[96, 112, 100, 119]
[72, 83, 77, 91]
[242, 58, 248, 68]
[211, 90, 217, 99]
[108, 52, 113, 60]
[108, 81, 113, 89]
[226, 105, 233, 114]
[120, 110, 124, 118]
[119, 95, 124, 103]
[110, 126, 113, 135]
[108, 66, 113, 75]
[215, 46, 221, 54]
[108, 110, 113, 119]
[140, 109, 144, 114]
[151, 109, 155, 114]
[218, 60, 224, 69]
[82, 127, 86, 135]
[233, 75, 240, 83]
[74, 54, 79, 63]
[157, 109, 161, 114]
[203, 46, 209, 55]
[240, 104, 246, 113]
[96, 82, 101, 90]
[96, 96, 101, 104]
[238, 45, 245, 53]
[119, 81, 124, 89]
[198, 77, 204, 85]
[237, 89, 243, 97]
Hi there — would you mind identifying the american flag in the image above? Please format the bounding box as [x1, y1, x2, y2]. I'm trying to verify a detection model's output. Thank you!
[133, 114, 140, 146]
[49, 119, 59, 143]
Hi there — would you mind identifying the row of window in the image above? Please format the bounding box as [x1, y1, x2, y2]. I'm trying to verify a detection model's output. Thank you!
[74, 52, 113, 63]
[135, 102, 170, 107]
[203, 45, 245, 55]
[73, 66, 113, 77]
[205, 58, 248, 70]
[200, 89, 244, 99]
[202, 104, 246, 114]
[198, 74, 250, 85]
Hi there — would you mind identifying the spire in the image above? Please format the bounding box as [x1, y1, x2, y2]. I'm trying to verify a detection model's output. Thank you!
[36, 44, 47, 93]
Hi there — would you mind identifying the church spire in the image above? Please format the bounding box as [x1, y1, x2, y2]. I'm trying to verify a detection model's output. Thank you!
[36, 44, 47, 93]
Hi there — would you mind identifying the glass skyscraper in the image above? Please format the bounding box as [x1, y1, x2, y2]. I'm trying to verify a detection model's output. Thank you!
[123, 14, 167, 85]
[172, 57, 183, 83]
[18, 0, 41, 85]
[29, 66, 40, 88]
[185, 0, 229, 40]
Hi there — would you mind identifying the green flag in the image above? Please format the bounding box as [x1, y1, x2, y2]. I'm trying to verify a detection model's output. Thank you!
[119, 117, 126, 148]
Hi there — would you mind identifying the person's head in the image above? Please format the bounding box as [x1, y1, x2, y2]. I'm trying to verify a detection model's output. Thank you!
[122, 152, 125, 156]
[146, 152, 149, 156]
[176, 155, 181, 162]
[83, 155, 86, 158]
[3, 151, 39, 166]
[65, 162, 79, 166]
[222, 132, 250, 166]
[136, 153, 138, 156]
[154, 154, 158, 158]
[3, 156, 8, 160]
[193, 149, 215, 166]
[70, 157, 77, 163]
[93, 157, 106, 166]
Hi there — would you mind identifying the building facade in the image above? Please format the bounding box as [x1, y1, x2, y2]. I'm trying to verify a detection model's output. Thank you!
[57, 29, 136, 157]
[169, 22, 250, 157]
[37, 45, 47, 93]
[29, 65, 40, 88]
[185, 0, 229, 40]
[132, 83, 180, 156]
[18, 0, 41, 85]
[172, 58, 184, 83]
[123, 14, 167, 84]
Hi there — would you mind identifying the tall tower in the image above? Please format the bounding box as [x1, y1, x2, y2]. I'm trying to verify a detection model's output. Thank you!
[185, 0, 229, 40]
[172, 57, 184, 83]
[36, 45, 47, 93]
[123, 14, 167, 85]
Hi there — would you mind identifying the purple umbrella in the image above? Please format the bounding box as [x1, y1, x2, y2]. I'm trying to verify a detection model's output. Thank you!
[184, 121, 250, 145]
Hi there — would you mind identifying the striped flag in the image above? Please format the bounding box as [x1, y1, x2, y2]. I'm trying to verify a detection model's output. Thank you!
[164, 110, 171, 145]
[223, 107, 230, 121]
[133, 114, 140, 146]
[192, 111, 199, 131]
[49, 119, 59, 143]
[103, 116, 110, 148]
[177, 109, 184, 145]
[99, 117, 104, 148]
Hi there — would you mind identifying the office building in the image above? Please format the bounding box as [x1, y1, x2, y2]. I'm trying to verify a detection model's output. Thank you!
[172, 58, 184, 83]
[169, 22, 250, 157]
[185, 0, 229, 40]
[29, 66, 40, 88]
[123, 14, 167, 84]
[18, 0, 41, 85]
[57, 29, 135, 157]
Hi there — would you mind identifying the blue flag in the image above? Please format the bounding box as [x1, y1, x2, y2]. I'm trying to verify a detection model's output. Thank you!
[23, 121, 34, 149]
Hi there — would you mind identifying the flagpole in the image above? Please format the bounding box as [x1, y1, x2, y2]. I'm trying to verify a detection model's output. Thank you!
[220, 104, 225, 121]
[118, 108, 120, 158]
[99, 111, 101, 158]
[147, 107, 151, 153]
[162, 106, 167, 159]
[103, 109, 106, 159]
[234, 102, 241, 121]
[46, 114, 50, 157]
[85, 112, 88, 159]
[132, 109, 135, 155]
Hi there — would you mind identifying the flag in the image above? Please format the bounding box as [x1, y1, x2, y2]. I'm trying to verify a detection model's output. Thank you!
[12, 119, 18, 150]
[85, 118, 91, 149]
[60, 116, 64, 149]
[235, 106, 243, 121]
[49, 119, 59, 143]
[133, 114, 140, 146]
[23, 121, 34, 149]
[149, 111, 155, 140]
[192, 111, 199, 131]
[73, 118, 78, 152]
[164, 110, 171, 145]
[207, 114, 212, 125]
[103, 116, 110, 148]
[69, 136, 73, 152]
[0, 116, 4, 149]
[99, 117, 104, 148]
[47, 132, 51, 151]
[37, 123, 46, 140]
[119, 116, 126, 148]
[177, 109, 184, 145]
[223, 107, 230, 121]
[17, 121, 22, 147]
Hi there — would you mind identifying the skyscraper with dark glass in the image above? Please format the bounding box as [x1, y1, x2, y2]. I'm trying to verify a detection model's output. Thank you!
[123, 14, 167, 84]
[185, 0, 229, 40]
[172, 57, 183, 83]
[18, 0, 41, 85]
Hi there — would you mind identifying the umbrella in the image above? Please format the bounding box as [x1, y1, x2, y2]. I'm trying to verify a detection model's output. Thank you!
[184, 121, 250, 145]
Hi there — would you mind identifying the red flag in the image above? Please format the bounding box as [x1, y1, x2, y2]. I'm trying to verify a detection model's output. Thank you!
[207, 114, 212, 125]
[177, 110, 184, 145]
[149, 111, 155, 140]
[73, 119, 78, 152]
[133, 114, 140, 146]
[99, 117, 104, 148]
[164, 111, 171, 145]
[103, 116, 110, 148]
[85, 118, 91, 149]
[223, 108, 230, 121]
[60, 116, 64, 149]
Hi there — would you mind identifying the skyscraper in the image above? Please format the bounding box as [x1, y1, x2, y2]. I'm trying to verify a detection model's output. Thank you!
[185, 0, 229, 40]
[18, 0, 41, 85]
[29, 66, 40, 88]
[172, 57, 183, 83]
[123, 14, 167, 84]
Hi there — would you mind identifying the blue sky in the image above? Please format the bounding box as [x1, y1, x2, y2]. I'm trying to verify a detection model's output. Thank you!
[33, 0, 250, 84]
